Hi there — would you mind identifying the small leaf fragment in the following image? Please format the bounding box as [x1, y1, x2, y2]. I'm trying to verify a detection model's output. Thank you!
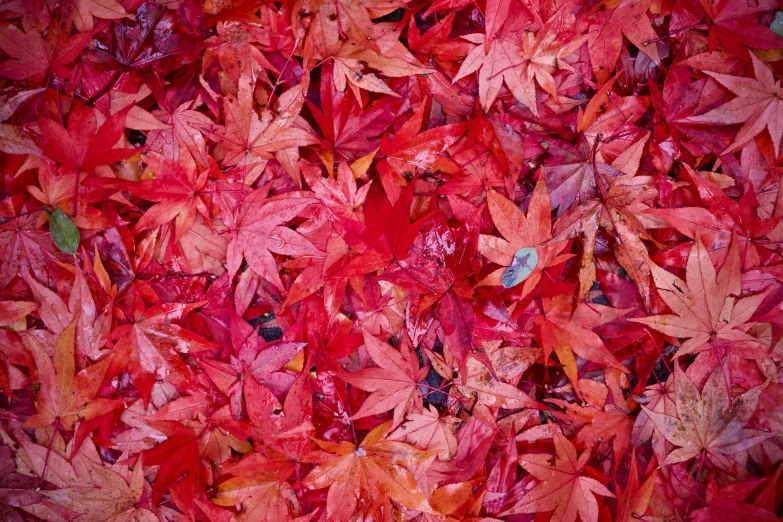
[501, 247, 538, 288]
[45, 208, 80, 254]
[0, 123, 41, 155]
[772, 12, 783, 37]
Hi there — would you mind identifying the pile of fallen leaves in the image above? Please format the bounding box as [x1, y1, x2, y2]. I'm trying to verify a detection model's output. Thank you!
[2, 0, 783, 520]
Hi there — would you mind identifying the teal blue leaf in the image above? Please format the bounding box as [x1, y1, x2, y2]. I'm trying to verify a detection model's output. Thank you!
[501, 247, 538, 288]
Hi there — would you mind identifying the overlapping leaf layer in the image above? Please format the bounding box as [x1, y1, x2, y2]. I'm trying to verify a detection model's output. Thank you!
[1, 0, 783, 520]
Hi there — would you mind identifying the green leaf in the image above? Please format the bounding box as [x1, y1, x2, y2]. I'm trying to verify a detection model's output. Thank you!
[501, 247, 538, 288]
[45, 208, 80, 254]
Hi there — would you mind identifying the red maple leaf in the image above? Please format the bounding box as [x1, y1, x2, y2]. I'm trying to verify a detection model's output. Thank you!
[108, 303, 217, 403]
[225, 185, 320, 290]
[502, 427, 615, 522]
[37, 103, 135, 172]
